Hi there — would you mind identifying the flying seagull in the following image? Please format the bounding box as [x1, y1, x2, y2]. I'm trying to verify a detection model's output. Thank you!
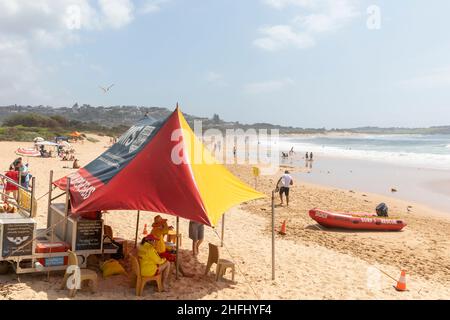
[99, 84, 114, 93]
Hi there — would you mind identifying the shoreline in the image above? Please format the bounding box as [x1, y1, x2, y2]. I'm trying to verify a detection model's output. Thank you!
[301, 179, 450, 221]
[278, 154, 450, 214]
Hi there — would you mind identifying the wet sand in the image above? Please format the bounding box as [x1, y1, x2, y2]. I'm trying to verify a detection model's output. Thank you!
[281, 154, 450, 214]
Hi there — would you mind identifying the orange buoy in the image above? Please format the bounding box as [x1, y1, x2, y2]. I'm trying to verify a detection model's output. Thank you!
[279, 220, 287, 235]
[395, 270, 407, 291]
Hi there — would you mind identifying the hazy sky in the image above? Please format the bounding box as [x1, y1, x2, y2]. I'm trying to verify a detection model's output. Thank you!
[1, 0, 449, 128]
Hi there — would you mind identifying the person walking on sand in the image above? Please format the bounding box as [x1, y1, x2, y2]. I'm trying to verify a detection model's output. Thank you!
[189, 220, 204, 256]
[276, 170, 293, 206]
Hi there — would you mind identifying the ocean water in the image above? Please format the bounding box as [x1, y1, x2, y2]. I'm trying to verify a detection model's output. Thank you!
[278, 134, 450, 170]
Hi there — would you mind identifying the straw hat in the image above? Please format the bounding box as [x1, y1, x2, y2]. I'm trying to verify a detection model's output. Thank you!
[152, 215, 167, 227]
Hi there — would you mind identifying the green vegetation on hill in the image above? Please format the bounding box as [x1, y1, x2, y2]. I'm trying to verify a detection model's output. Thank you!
[0, 113, 128, 141]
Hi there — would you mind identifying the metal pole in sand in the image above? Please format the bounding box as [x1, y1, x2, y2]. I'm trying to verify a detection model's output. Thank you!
[47, 170, 53, 230]
[271, 190, 275, 280]
[221, 214, 225, 247]
[30, 176, 36, 218]
[176, 216, 180, 280]
[134, 210, 140, 248]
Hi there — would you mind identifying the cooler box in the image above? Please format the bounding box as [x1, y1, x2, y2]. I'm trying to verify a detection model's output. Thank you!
[36, 242, 70, 267]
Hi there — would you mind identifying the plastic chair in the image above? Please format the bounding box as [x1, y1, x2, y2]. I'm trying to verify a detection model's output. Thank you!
[129, 255, 162, 296]
[104, 225, 113, 239]
[60, 250, 98, 297]
[103, 225, 127, 258]
[204, 243, 235, 282]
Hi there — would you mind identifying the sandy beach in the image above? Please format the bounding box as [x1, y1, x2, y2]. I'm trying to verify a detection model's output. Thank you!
[1, 136, 449, 300]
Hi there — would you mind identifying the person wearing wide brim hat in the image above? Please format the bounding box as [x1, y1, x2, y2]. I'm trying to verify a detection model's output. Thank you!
[138, 234, 171, 291]
[150, 215, 171, 254]
[149, 215, 194, 278]
[152, 215, 167, 227]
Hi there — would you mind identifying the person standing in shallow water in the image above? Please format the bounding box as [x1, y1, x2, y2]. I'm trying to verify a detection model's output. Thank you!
[305, 152, 309, 160]
[309, 152, 313, 161]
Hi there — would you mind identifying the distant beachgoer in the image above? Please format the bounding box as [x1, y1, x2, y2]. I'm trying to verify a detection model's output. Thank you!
[276, 170, 293, 206]
[73, 159, 80, 169]
[310, 152, 313, 161]
[3, 165, 19, 201]
[305, 152, 309, 160]
[233, 146, 237, 158]
[13, 157, 22, 171]
[19, 164, 32, 189]
[289, 147, 295, 156]
[189, 220, 204, 256]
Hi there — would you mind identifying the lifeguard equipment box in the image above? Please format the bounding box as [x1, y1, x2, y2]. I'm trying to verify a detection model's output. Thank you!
[47, 203, 104, 254]
[0, 214, 36, 259]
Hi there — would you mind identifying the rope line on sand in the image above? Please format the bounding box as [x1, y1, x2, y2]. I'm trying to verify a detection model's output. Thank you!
[36, 191, 50, 202]
[211, 228, 261, 300]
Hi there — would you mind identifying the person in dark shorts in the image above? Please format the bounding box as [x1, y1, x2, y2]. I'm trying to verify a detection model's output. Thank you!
[276, 170, 294, 206]
[189, 220, 204, 256]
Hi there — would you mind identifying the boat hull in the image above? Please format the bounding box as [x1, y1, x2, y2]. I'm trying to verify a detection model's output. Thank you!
[309, 209, 406, 231]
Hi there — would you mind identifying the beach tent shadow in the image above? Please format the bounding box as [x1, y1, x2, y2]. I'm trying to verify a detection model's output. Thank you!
[2, 248, 235, 300]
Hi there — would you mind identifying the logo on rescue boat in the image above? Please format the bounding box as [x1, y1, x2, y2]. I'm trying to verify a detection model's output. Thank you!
[315, 211, 328, 219]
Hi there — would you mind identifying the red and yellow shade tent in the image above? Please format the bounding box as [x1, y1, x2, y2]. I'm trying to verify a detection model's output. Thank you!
[54, 106, 264, 227]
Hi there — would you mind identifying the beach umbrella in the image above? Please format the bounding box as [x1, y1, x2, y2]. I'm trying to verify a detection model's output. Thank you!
[16, 147, 41, 157]
[35, 141, 59, 146]
[54, 106, 264, 226]
[59, 141, 71, 148]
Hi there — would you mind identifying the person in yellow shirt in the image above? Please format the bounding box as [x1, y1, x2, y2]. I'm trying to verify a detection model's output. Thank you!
[149, 215, 194, 277]
[150, 215, 171, 256]
[138, 234, 171, 291]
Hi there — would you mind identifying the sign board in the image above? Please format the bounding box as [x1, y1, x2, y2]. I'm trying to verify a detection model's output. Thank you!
[75, 219, 103, 251]
[2, 223, 34, 257]
[44, 256, 65, 267]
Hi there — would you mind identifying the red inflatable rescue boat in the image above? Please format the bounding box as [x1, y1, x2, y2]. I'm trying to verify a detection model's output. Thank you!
[309, 209, 406, 231]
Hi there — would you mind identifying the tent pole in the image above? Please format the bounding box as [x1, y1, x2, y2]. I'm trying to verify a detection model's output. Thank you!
[176, 216, 180, 280]
[134, 210, 140, 248]
[221, 214, 225, 247]
[271, 190, 275, 280]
